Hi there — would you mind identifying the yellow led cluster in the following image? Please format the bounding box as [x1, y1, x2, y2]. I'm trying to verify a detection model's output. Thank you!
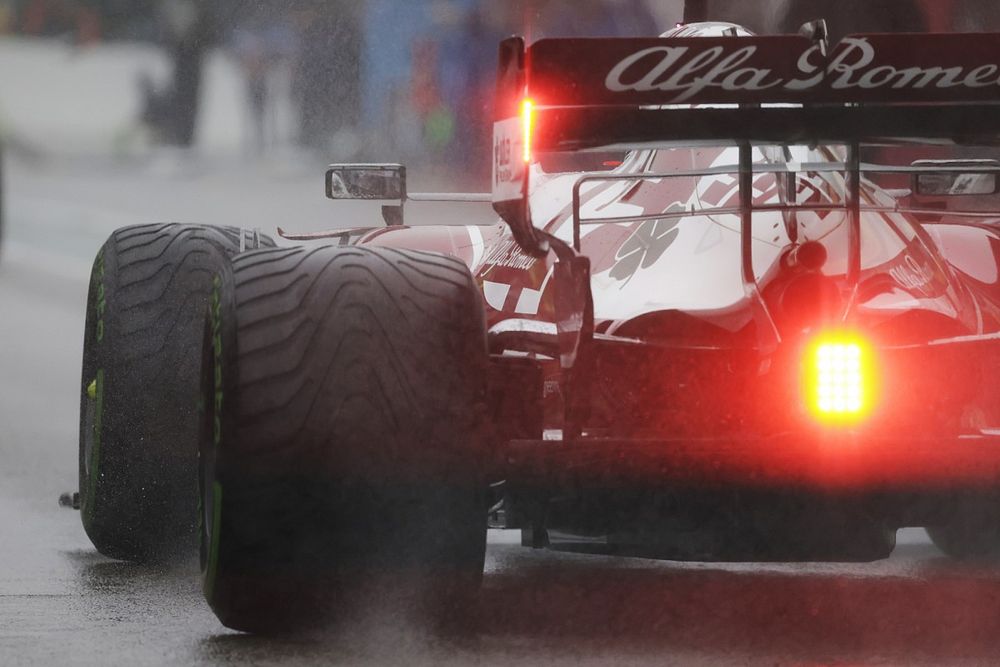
[805, 333, 876, 424]
[816, 343, 864, 414]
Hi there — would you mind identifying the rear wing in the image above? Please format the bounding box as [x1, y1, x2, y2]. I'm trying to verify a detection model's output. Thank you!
[492, 31, 1000, 254]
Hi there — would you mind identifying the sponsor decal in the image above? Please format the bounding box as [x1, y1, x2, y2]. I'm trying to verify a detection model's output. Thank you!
[889, 254, 937, 292]
[482, 238, 537, 271]
[493, 117, 525, 202]
[601, 37, 1000, 104]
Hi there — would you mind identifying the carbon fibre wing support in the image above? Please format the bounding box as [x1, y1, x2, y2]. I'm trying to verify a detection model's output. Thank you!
[541, 231, 594, 441]
[325, 163, 489, 226]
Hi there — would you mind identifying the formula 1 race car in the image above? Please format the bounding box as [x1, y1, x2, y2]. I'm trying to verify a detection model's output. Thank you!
[74, 21, 1000, 633]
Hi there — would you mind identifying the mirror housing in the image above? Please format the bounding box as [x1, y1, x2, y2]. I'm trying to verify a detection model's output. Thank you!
[326, 164, 407, 202]
[911, 160, 1000, 197]
[326, 164, 406, 226]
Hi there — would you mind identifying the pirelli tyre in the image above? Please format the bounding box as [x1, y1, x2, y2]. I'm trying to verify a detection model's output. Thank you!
[927, 498, 1000, 560]
[200, 245, 490, 634]
[79, 223, 274, 562]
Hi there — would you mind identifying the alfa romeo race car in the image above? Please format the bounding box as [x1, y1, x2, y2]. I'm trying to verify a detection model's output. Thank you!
[71, 21, 1000, 633]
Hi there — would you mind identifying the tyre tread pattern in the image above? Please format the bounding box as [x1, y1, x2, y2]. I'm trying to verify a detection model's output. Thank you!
[207, 244, 489, 632]
[80, 223, 274, 561]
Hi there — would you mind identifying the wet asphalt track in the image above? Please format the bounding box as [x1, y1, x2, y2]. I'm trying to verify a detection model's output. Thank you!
[4, 157, 1000, 666]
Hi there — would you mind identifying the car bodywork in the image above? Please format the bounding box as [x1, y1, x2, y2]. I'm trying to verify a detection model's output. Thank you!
[310, 26, 1000, 559]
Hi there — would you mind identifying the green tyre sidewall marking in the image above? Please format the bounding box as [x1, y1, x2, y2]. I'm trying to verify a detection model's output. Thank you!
[84, 368, 104, 524]
[82, 246, 106, 529]
[204, 481, 223, 603]
[203, 273, 224, 604]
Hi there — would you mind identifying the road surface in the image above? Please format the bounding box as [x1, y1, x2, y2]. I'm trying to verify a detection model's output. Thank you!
[4, 155, 1000, 666]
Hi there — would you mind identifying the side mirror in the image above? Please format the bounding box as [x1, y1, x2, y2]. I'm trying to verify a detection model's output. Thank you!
[326, 164, 406, 226]
[912, 160, 1000, 197]
[326, 164, 407, 201]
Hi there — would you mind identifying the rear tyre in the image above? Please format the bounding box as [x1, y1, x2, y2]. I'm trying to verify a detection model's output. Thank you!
[201, 245, 490, 634]
[927, 500, 1000, 559]
[80, 224, 274, 562]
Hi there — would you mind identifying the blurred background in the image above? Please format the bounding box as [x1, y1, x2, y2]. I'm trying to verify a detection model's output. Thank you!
[0, 0, 997, 279]
[0, 0, 997, 192]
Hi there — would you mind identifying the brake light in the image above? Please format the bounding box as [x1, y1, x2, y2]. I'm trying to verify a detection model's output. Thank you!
[522, 98, 534, 163]
[805, 333, 876, 423]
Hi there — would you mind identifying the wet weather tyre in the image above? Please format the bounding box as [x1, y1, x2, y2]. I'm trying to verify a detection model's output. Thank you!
[79, 223, 274, 562]
[927, 503, 1000, 560]
[200, 245, 490, 634]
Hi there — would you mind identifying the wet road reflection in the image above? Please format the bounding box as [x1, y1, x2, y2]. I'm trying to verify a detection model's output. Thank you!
[21, 532, 999, 666]
[478, 536, 1000, 664]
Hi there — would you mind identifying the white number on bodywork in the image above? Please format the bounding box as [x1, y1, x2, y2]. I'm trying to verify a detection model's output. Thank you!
[493, 117, 526, 203]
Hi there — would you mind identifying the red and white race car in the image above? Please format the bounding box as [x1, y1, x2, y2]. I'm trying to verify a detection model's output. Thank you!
[75, 21, 1000, 633]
